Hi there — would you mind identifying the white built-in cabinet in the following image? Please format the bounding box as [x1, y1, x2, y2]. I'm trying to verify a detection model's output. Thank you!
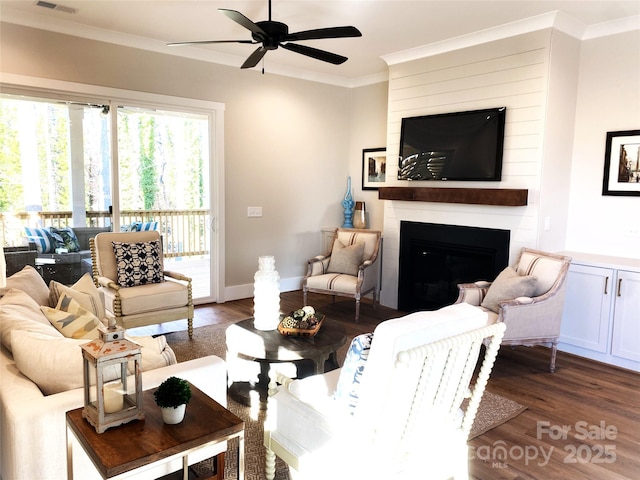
[559, 252, 640, 372]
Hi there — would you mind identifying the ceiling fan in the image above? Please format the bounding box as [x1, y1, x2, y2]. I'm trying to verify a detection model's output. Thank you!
[167, 0, 362, 69]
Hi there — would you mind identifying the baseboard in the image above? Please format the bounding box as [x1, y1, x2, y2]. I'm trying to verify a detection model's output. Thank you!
[223, 276, 304, 302]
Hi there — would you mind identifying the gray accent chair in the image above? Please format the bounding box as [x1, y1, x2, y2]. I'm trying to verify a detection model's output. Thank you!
[456, 248, 572, 372]
[303, 228, 382, 322]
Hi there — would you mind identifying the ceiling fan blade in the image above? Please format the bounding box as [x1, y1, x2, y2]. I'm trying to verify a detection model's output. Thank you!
[219, 8, 266, 37]
[241, 46, 269, 69]
[285, 26, 362, 42]
[167, 40, 256, 46]
[281, 43, 348, 65]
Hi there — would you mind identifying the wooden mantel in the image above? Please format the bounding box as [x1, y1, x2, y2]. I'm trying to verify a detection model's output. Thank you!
[378, 187, 528, 206]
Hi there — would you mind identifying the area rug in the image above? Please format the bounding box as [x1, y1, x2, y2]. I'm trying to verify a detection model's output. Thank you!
[164, 322, 526, 480]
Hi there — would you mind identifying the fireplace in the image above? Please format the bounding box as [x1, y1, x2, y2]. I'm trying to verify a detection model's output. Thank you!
[398, 221, 510, 312]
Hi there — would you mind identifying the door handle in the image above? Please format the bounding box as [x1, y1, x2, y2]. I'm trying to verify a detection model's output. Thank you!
[617, 278, 622, 297]
[604, 276, 609, 295]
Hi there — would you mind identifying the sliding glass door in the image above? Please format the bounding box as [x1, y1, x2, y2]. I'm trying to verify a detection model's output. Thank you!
[1, 89, 219, 302]
[114, 104, 212, 300]
[0, 92, 112, 237]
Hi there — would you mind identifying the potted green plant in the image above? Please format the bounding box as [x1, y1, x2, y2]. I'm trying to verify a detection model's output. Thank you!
[153, 376, 192, 424]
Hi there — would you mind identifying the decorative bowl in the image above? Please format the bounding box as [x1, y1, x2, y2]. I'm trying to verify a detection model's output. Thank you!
[277, 313, 325, 337]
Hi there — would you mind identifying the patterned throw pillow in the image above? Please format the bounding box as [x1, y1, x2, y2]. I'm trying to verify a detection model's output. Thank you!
[49, 227, 81, 252]
[49, 273, 106, 321]
[333, 332, 374, 414]
[41, 295, 101, 339]
[139, 221, 158, 231]
[24, 227, 58, 253]
[112, 240, 164, 287]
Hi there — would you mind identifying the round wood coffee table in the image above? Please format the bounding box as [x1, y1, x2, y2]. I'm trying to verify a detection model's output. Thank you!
[225, 317, 347, 407]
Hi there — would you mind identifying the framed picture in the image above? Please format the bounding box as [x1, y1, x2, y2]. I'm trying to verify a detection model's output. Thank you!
[362, 147, 387, 190]
[602, 130, 640, 196]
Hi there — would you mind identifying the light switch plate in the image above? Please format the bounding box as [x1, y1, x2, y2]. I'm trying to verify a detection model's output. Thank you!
[247, 206, 263, 217]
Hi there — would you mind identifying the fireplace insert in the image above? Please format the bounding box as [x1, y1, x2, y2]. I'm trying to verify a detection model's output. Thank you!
[398, 221, 510, 312]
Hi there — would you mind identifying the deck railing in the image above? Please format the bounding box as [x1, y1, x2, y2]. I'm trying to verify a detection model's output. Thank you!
[0, 209, 210, 258]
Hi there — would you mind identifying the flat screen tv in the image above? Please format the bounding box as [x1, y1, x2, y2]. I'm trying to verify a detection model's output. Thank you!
[398, 107, 506, 181]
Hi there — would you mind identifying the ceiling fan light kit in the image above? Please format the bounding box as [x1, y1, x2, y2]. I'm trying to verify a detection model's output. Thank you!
[167, 0, 361, 70]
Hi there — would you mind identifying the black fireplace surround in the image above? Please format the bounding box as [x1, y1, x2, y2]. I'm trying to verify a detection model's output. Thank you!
[398, 221, 510, 312]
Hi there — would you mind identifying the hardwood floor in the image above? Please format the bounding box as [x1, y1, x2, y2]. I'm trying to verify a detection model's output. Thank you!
[132, 291, 640, 480]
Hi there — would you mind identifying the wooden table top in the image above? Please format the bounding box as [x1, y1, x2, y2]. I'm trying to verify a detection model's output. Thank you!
[66, 384, 243, 478]
[227, 317, 347, 362]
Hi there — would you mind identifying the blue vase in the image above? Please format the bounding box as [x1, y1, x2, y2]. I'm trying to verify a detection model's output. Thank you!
[342, 177, 354, 228]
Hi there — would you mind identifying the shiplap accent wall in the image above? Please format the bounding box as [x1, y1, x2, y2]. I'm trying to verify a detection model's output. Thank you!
[379, 29, 579, 308]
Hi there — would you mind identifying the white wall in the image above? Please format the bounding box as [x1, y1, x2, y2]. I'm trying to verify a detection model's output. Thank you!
[566, 30, 640, 259]
[347, 82, 389, 232]
[379, 29, 579, 308]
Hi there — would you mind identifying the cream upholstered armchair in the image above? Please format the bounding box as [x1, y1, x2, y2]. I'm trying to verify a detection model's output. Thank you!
[303, 228, 381, 322]
[264, 303, 506, 480]
[456, 248, 572, 372]
[90, 231, 195, 337]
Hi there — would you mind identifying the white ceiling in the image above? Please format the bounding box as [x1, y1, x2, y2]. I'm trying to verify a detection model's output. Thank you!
[2, 1, 639, 86]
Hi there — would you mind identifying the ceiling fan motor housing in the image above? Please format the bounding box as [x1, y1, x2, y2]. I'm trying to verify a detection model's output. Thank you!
[254, 21, 289, 49]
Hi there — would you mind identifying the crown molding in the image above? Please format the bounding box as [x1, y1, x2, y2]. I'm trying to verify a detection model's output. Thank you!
[2, 7, 635, 88]
[583, 15, 640, 40]
[381, 11, 639, 67]
[0, 8, 364, 88]
[382, 12, 565, 66]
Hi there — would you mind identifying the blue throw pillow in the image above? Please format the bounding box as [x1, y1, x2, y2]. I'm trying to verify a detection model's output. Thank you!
[24, 227, 58, 253]
[333, 332, 374, 414]
[139, 221, 158, 231]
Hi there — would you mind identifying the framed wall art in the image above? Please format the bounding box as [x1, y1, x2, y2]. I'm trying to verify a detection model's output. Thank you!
[362, 147, 387, 190]
[602, 130, 640, 196]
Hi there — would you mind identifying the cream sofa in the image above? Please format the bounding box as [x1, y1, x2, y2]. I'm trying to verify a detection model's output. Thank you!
[0, 266, 227, 480]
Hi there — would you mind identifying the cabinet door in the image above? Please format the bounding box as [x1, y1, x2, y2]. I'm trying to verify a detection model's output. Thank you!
[611, 270, 640, 362]
[560, 264, 614, 353]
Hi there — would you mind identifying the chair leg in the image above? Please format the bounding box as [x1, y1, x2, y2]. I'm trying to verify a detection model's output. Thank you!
[550, 341, 558, 373]
[303, 289, 308, 306]
[265, 447, 276, 480]
[188, 317, 193, 339]
[355, 299, 360, 323]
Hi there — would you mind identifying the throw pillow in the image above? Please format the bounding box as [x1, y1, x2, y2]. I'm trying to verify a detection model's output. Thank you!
[333, 332, 374, 414]
[49, 227, 81, 252]
[11, 330, 121, 395]
[11, 331, 176, 396]
[327, 240, 365, 276]
[0, 288, 63, 352]
[41, 295, 101, 339]
[0, 265, 50, 305]
[112, 240, 164, 287]
[139, 221, 158, 231]
[23, 227, 58, 254]
[49, 273, 106, 320]
[481, 266, 538, 313]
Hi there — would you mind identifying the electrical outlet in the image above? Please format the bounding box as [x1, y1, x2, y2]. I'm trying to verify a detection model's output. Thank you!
[247, 206, 262, 217]
[626, 227, 640, 237]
